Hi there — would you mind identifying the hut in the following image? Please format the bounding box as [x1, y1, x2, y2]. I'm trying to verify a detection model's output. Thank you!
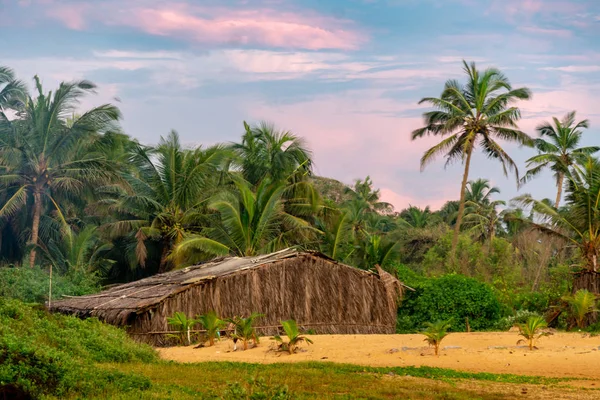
[50, 249, 405, 345]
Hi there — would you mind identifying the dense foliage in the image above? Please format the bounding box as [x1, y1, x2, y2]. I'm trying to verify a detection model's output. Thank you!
[397, 270, 501, 332]
[1, 60, 600, 329]
[0, 298, 156, 398]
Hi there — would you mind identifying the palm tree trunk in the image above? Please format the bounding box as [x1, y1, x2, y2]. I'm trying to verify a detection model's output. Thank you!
[451, 145, 474, 259]
[555, 173, 564, 208]
[28, 189, 42, 268]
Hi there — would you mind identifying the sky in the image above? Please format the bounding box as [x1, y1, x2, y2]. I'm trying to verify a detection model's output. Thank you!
[1, 0, 599, 211]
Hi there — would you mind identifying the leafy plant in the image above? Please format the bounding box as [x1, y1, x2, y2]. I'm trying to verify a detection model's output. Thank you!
[228, 313, 264, 350]
[396, 272, 501, 333]
[273, 320, 313, 354]
[223, 376, 293, 400]
[517, 316, 551, 350]
[421, 319, 452, 356]
[197, 310, 226, 346]
[562, 289, 598, 329]
[166, 312, 197, 346]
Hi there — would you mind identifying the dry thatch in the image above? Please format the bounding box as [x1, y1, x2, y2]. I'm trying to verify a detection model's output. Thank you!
[50, 249, 405, 345]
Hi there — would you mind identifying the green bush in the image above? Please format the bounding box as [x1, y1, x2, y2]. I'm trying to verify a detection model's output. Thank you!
[0, 266, 100, 303]
[493, 310, 543, 331]
[0, 298, 156, 398]
[396, 273, 501, 333]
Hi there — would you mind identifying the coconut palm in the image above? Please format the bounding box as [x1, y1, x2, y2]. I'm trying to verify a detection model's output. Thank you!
[196, 311, 226, 346]
[515, 157, 600, 298]
[355, 232, 399, 271]
[412, 60, 532, 256]
[421, 319, 452, 356]
[463, 199, 505, 246]
[465, 179, 500, 206]
[0, 65, 26, 112]
[228, 312, 264, 350]
[42, 225, 114, 274]
[398, 205, 437, 229]
[437, 200, 459, 226]
[0, 76, 121, 267]
[521, 112, 597, 207]
[173, 178, 315, 260]
[517, 316, 550, 350]
[315, 208, 352, 261]
[345, 176, 393, 214]
[166, 312, 198, 346]
[231, 121, 312, 186]
[100, 131, 229, 271]
[274, 319, 313, 354]
[562, 289, 598, 329]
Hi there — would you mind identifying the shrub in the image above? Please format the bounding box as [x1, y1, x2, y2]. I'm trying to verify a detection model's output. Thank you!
[0, 266, 100, 303]
[396, 273, 501, 333]
[494, 310, 542, 331]
[0, 298, 156, 398]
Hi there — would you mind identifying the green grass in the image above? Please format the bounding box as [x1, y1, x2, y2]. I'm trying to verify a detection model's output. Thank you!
[0, 299, 592, 399]
[90, 360, 578, 400]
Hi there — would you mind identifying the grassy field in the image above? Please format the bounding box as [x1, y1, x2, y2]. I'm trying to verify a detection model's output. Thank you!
[84, 361, 597, 399]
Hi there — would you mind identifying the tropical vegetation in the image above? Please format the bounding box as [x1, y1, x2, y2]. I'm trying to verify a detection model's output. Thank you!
[1, 58, 600, 337]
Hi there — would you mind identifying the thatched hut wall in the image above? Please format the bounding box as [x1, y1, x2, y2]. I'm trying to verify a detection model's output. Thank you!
[130, 255, 397, 345]
[50, 250, 404, 346]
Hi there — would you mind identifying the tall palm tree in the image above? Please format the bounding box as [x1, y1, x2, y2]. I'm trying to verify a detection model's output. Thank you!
[516, 157, 600, 294]
[231, 121, 312, 186]
[100, 131, 228, 272]
[0, 76, 120, 267]
[521, 111, 597, 207]
[174, 178, 315, 260]
[412, 60, 532, 256]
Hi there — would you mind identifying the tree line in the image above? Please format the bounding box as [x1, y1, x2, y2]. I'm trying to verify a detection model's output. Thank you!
[0, 62, 599, 300]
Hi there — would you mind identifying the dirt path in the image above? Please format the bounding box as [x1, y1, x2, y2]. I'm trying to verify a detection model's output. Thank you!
[158, 332, 600, 384]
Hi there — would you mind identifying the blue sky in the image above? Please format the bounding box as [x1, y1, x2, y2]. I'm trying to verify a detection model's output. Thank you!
[1, 0, 599, 210]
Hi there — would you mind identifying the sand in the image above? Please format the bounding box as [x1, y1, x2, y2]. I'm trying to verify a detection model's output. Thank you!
[158, 332, 600, 382]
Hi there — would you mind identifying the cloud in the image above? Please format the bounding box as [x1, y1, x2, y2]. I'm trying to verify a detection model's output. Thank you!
[519, 26, 572, 37]
[539, 65, 600, 72]
[35, 1, 366, 50]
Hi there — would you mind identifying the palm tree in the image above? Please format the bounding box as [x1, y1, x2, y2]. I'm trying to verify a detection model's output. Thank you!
[174, 178, 315, 260]
[437, 200, 459, 226]
[521, 111, 597, 208]
[516, 157, 600, 301]
[0, 76, 120, 267]
[0, 65, 26, 112]
[231, 121, 312, 186]
[465, 179, 500, 206]
[100, 131, 228, 272]
[463, 199, 505, 246]
[399, 205, 437, 229]
[412, 60, 532, 257]
[345, 176, 393, 214]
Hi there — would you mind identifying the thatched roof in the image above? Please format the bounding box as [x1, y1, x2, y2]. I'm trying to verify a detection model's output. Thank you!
[50, 249, 405, 325]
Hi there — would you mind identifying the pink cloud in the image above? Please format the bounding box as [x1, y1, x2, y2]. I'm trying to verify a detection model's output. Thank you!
[539, 65, 600, 72]
[520, 26, 572, 37]
[40, 1, 365, 50]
